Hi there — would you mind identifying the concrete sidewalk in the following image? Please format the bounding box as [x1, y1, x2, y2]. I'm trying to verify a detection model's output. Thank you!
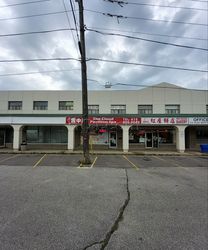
[0, 148, 207, 156]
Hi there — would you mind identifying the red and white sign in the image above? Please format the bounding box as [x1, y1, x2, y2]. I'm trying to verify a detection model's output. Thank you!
[141, 117, 188, 125]
[66, 116, 141, 125]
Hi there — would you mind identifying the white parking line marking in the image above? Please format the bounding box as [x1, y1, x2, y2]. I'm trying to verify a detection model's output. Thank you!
[33, 154, 47, 168]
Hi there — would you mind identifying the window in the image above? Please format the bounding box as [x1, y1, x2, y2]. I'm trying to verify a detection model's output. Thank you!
[196, 127, 208, 140]
[88, 105, 99, 114]
[165, 105, 180, 114]
[59, 101, 74, 110]
[8, 101, 22, 110]
[26, 126, 67, 143]
[111, 105, 126, 114]
[206, 105, 208, 114]
[33, 101, 48, 110]
[138, 105, 153, 114]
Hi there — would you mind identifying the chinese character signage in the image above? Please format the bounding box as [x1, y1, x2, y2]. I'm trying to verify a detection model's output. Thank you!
[141, 117, 188, 125]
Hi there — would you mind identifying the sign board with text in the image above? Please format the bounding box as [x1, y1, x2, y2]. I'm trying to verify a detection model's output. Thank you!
[141, 117, 188, 125]
[66, 117, 141, 125]
[66, 116, 208, 125]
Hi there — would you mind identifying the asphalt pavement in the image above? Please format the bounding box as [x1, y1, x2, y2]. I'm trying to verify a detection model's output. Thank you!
[0, 154, 207, 250]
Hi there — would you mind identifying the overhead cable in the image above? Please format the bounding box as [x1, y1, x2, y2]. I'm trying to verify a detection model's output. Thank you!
[88, 26, 207, 41]
[0, 57, 206, 73]
[0, 10, 73, 22]
[103, 0, 208, 11]
[0, 68, 80, 77]
[0, 57, 80, 63]
[88, 58, 207, 73]
[0, 28, 75, 37]
[0, 0, 51, 8]
[85, 9, 208, 27]
[86, 28, 208, 51]
[62, 0, 79, 56]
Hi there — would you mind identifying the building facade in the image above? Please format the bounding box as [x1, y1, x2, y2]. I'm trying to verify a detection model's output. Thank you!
[0, 83, 207, 152]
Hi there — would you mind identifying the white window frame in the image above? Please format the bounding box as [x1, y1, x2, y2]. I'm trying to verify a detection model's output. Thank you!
[59, 101, 74, 110]
[111, 105, 126, 114]
[8, 101, 22, 110]
[33, 101, 48, 110]
[138, 105, 153, 114]
[165, 105, 180, 114]
[88, 105, 99, 114]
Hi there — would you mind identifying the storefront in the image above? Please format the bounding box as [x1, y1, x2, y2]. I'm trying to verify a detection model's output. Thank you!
[0, 115, 207, 152]
[0, 126, 13, 148]
[23, 125, 68, 150]
[74, 125, 123, 150]
[67, 116, 141, 150]
[129, 126, 176, 150]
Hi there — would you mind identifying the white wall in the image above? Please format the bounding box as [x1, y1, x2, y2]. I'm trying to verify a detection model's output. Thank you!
[0, 83, 207, 115]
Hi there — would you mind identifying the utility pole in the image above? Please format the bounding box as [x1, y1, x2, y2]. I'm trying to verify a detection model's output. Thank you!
[76, 0, 91, 164]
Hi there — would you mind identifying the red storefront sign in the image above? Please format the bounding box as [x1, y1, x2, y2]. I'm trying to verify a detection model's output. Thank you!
[66, 116, 141, 125]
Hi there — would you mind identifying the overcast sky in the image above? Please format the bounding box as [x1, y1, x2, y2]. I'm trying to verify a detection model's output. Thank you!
[0, 0, 207, 90]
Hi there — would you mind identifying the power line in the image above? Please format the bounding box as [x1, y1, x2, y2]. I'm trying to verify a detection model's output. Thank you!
[0, 68, 80, 77]
[62, 0, 79, 56]
[86, 28, 208, 51]
[0, 0, 51, 8]
[106, 82, 205, 91]
[88, 26, 207, 41]
[103, 0, 208, 11]
[87, 79, 206, 91]
[88, 58, 208, 73]
[0, 57, 206, 73]
[114, 0, 208, 3]
[69, 0, 80, 41]
[0, 10, 73, 22]
[85, 9, 208, 27]
[0, 57, 80, 63]
[0, 28, 75, 37]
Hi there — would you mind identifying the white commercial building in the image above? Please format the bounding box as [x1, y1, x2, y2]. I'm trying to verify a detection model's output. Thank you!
[0, 83, 207, 152]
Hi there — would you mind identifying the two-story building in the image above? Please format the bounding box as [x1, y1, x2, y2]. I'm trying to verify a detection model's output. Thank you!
[0, 82, 207, 152]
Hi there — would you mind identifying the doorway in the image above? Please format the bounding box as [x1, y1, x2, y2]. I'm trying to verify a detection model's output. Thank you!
[0, 130, 5, 148]
[145, 132, 153, 148]
[109, 131, 117, 148]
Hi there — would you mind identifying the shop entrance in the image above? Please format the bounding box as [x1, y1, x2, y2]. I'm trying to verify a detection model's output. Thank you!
[109, 131, 117, 148]
[0, 130, 5, 147]
[145, 132, 159, 148]
[145, 132, 153, 148]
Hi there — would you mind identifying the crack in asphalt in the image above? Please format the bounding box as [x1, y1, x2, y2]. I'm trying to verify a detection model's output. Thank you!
[83, 169, 130, 250]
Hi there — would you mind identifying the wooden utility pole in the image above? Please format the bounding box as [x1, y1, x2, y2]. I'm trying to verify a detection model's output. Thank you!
[76, 0, 91, 164]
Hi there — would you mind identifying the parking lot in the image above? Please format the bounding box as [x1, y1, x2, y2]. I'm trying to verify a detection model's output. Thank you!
[0, 153, 207, 169]
[0, 153, 207, 250]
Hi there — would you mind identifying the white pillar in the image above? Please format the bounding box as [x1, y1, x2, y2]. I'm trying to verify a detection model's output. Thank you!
[12, 125, 22, 151]
[176, 125, 187, 153]
[122, 125, 130, 153]
[66, 125, 75, 151]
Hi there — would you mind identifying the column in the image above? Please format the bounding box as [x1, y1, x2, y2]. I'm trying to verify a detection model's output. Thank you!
[176, 125, 187, 153]
[122, 125, 131, 153]
[12, 125, 22, 151]
[66, 125, 75, 151]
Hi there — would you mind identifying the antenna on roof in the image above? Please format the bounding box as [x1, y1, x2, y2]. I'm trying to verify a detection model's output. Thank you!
[105, 82, 112, 88]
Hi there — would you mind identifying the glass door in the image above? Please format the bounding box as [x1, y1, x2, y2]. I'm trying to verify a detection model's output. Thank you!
[153, 132, 159, 148]
[109, 131, 117, 148]
[145, 132, 153, 148]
